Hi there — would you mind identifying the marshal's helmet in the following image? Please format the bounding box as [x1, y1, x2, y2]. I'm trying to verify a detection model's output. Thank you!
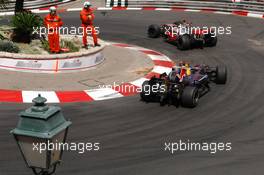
[49, 6, 56, 15]
[84, 1, 92, 8]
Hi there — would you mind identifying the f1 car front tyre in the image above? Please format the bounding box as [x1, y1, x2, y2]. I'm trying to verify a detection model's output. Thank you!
[160, 94, 167, 106]
[148, 24, 161, 38]
[205, 35, 217, 47]
[181, 86, 199, 108]
[216, 65, 227, 84]
[177, 34, 191, 50]
[140, 80, 152, 102]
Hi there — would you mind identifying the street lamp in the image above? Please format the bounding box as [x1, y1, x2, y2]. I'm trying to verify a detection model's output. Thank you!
[11, 94, 72, 175]
[15, 0, 24, 13]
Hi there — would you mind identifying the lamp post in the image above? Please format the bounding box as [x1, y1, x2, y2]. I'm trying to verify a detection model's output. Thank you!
[15, 0, 24, 13]
[11, 94, 72, 175]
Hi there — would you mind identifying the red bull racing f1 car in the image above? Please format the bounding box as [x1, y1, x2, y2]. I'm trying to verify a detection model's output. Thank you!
[140, 64, 227, 108]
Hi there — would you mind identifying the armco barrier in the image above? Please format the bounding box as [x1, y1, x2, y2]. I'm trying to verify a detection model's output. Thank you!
[1, 1, 263, 16]
[106, 0, 264, 13]
[0, 0, 75, 12]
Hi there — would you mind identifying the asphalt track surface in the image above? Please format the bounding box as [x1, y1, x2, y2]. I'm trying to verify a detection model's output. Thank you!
[1, 11, 264, 175]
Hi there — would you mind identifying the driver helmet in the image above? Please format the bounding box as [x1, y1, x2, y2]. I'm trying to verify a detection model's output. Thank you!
[178, 61, 184, 67]
[169, 66, 179, 81]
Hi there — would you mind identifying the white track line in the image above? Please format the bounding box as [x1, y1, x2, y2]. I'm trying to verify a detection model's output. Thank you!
[85, 88, 123, 100]
[106, 0, 111, 7]
[22, 91, 60, 103]
[113, 0, 118, 7]
[121, 0, 126, 7]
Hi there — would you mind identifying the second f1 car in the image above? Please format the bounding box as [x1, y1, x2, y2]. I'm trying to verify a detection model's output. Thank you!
[148, 20, 217, 50]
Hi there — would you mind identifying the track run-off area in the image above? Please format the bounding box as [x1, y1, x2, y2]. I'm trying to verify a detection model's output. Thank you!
[0, 9, 264, 175]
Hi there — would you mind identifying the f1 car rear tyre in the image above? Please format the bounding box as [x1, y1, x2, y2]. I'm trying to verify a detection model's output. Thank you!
[181, 86, 199, 108]
[148, 24, 161, 38]
[216, 65, 227, 84]
[140, 80, 152, 102]
[177, 34, 191, 50]
[174, 21, 183, 25]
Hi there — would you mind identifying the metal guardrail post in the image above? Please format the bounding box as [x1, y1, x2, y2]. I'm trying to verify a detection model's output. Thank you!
[121, 0, 264, 13]
[1, 0, 76, 13]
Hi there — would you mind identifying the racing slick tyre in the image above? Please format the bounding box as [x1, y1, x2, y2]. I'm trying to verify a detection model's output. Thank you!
[174, 21, 183, 25]
[148, 24, 161, 38]
[181, 86, 199, 108]
[205, 34, 217, 47]
[140, 80, 153, 102]
[216, 65, 227, 84]
[160, 94, 167, 106]
[159, 82, 167, 106]
[177, 34, 191, 50]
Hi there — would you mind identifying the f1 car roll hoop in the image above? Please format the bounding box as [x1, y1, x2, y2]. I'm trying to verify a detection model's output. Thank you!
[140, 63, 227, 108]
[147, 20, 217, 50]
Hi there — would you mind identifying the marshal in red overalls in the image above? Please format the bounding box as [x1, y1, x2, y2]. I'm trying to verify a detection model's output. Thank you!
[80, 2, 100, 48]
[44, 7, 63, 53]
